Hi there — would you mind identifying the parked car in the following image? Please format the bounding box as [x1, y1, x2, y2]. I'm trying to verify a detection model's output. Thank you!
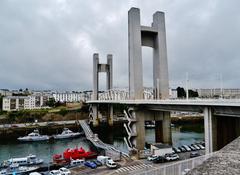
[190, 152, 200, 158]
[106, 159, 117, 169]
[153, 156, 165, 163]
[49, 170, 61, 175]
[165, 154, 180, 161]
[189, 145, 196, 151]
[179, 146, 186, 152]
[147, 155, 158, 161]
[92, 160, 102, 166]
[182, 145, 191, 152]
[173, 147, 181, 153]
[192, 144, 200, 150]
[197, 144, 205, 150]
[84, 161, 97, 169]
[59, 167, 71, 175]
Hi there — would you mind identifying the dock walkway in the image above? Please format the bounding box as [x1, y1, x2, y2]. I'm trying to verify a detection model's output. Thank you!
[79, 120, 129, 158]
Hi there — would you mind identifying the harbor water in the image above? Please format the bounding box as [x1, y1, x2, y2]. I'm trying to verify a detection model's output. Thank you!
[0, 123, 204, 163]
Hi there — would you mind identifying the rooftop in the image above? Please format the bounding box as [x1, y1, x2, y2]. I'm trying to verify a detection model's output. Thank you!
[188, 136, 240, 175]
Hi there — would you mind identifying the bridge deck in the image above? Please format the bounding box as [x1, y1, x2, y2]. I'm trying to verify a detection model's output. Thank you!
[87, 99, 240, 107]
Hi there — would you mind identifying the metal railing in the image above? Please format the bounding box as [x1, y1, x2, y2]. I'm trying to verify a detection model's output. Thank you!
[91, 88, 240, 103]
[79, 120, 129, 158]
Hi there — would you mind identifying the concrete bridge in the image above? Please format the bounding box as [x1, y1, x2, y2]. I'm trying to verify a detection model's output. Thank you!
[88, 99, 240, 155]
[87, 7, 240, 158]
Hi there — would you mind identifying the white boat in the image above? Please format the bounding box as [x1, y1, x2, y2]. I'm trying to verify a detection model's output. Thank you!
[17, 129, 49, 142]
[4, 154, 43, 167]
[53, 128, 82, 139]
[0, 163, 39, 175]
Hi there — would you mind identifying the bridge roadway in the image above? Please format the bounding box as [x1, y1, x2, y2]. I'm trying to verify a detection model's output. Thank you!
[87, 99, 240, 116]
[79, 120, 129, 158]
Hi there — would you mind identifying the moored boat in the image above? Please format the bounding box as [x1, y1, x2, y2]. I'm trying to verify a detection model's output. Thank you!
[63, 147, 97, 160]
[0, 163, 39, 175]
[17, 129, 49, 142]
[3, 154, 43, 167]
[53, 128, 82, 140]
[53, 147, 97, 163]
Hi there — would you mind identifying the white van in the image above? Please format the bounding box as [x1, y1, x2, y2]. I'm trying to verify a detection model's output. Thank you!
[97, 156, 109, 165]
[97, 156, 115, 166]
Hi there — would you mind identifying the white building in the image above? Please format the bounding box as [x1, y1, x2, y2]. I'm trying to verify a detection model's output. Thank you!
[197, 88, 240, 98]
[0, 89, 12, 96]
[2, 95, 49, 111]
[169, 89, 177, 99]
[52, 92, 90, 102]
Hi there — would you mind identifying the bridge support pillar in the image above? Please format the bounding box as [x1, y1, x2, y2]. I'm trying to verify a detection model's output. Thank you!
[155, 111, 171, 144]
[92, 105, 99, 127]
[135, 110, 146, 151]
[216, 115, 240, 150]
[108, 104, 113, 126]
[204, 107, 217, 154]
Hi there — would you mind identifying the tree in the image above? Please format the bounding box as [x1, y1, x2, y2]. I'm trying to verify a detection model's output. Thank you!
[177, 87, 186, 98]
[0, 95, 2, 111]
[46, 98, 56, 107]
[189, 90, 199, 97]
[176, 87, 199, 98]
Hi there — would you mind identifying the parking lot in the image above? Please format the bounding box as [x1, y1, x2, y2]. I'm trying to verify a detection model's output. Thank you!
[67, 148, 205, 175]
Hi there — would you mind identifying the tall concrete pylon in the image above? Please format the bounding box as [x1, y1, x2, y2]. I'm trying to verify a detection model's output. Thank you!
[92, 53, 113, 126]
[93, 53, 113, 101]
[128, 7, 169, 100]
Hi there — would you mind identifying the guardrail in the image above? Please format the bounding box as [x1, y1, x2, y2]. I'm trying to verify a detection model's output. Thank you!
[132, 152, 217, 175]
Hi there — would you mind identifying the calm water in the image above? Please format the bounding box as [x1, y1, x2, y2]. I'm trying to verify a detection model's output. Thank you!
[0, 123, 204, 163]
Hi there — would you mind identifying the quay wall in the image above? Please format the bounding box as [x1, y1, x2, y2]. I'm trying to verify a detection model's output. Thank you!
[0, 122, 80, 140]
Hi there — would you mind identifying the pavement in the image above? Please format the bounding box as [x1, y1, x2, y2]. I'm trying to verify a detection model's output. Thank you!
[68, 150, 206, 175]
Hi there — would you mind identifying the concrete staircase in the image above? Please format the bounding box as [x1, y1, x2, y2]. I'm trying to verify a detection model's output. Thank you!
[123, 107, 137, 151]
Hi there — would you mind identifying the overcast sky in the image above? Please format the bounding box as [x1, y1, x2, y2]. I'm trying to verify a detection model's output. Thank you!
[1, 0, 240, 91]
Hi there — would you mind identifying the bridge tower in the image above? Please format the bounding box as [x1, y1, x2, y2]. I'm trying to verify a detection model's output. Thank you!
[124, 8, 171, 156]
[128, 7, 169, 100]
[91, 53, 113, 126]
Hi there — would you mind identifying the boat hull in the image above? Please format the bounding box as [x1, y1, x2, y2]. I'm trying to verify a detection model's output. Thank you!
[17, 136, 49, 142]
[0, 166, 39, 175]
[53, 133, 81, 140]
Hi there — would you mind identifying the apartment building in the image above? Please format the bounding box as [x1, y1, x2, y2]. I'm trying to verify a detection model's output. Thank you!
[52, 92, 89, 102]
[2, 95, 49, 111]
[197, 88, 240, 98]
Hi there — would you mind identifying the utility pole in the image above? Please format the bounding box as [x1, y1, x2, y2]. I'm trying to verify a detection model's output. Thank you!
[186, 72, 189, 100]
[220, 73, 223, 99]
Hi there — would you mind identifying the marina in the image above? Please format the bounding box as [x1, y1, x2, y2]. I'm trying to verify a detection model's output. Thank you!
[0, 122, 204, 173]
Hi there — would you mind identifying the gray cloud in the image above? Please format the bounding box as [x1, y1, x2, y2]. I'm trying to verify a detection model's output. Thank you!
[1, 0, 240, 91]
